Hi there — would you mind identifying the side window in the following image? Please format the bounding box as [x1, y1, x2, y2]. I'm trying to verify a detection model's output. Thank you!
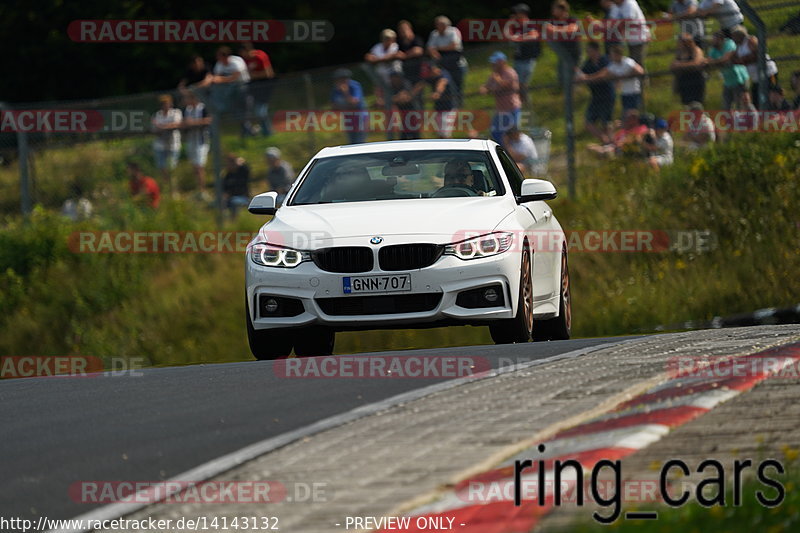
[496, 148, 524, 196]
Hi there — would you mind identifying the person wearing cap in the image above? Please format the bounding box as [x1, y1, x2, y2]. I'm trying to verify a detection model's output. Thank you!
[331, 68, 368, 144]
[508, 3, 541, 107]
[480, 51, 521, 145]
[730, 25, 779, 110]
[644, 118, 674, 170]
[265, 147, 295, 205]
[151, 94, 182, 197]
[705, 30, 749, 111]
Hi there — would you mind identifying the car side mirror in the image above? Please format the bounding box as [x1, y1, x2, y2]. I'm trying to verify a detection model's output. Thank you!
[518, 179, 557, 202]
[248, 191, 278, 215]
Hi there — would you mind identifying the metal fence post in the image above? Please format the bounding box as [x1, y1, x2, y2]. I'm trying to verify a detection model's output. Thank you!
[17, 130, 31, 216]
[737, 1, 769, 109]
[561, 57, 577, 198]
[554, 49, 578, 198]
[303, 73, 317, 154]
[210, 110, 224, 228]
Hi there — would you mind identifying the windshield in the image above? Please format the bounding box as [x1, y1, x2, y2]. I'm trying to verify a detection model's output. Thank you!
[289, 150, 504, 205]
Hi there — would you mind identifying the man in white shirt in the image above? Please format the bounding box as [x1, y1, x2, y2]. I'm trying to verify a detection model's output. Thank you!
[698, 0, 744, 35]
[609, 0, 650, 67]
[582, 44, 645, 114]
[667, 0, 705, 42]
[151, 93, 182, 195]
[210, 46, 249, 114]
[503, 127, 539, 175]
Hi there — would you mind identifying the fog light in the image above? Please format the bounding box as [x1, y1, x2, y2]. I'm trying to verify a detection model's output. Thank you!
[483, 288, 499, 303]
[264, 298, 279, 313]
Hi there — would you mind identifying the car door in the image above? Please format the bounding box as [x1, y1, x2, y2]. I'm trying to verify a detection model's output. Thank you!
[495, 147, 559, 304]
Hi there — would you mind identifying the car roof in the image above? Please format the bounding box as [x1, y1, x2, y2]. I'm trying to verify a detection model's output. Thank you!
[314, 138, 498, 158]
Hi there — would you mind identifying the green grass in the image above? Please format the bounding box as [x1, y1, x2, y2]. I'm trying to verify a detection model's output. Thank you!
[0, 9, 798, 366]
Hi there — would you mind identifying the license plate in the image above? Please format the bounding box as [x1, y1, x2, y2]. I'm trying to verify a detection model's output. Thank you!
[343, 274, 411, 294]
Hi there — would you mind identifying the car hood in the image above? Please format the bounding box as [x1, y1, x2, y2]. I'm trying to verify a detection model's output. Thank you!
[258, 197, 515, 248]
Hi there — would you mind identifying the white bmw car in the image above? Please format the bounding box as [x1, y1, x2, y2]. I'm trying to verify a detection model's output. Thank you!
[245, 139, 571, 359]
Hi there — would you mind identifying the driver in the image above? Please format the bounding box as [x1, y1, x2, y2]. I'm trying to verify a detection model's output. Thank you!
[443, 160, 476, 189]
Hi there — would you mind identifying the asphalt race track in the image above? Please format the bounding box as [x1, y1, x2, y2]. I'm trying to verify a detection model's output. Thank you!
[0, 337, 629, 522]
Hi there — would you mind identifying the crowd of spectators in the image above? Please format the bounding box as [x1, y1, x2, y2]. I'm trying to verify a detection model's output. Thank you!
[131, 0, 798, 211]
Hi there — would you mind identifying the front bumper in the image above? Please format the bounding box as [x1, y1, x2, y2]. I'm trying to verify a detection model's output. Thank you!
[246, 251, 521, 331]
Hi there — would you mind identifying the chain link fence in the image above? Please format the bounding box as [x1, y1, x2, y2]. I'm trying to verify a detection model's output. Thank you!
[1, 0, 798, 220]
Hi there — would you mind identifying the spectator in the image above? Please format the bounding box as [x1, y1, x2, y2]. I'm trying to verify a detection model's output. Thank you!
[60, 183, 93, 221]
[608, 0, 650, 67]
[181, 91, 212, 200]
[414, 61, 456, 138]
[503, 126, 539, 174]
[151, 94, 182, 196]
[127, 161, 161, 209]
[366, 29, 402, 105]
[587, 108, 647, 157]
[705, 30, 748, 111]
[178, 55, 212, 92]
[265, 147, 295, 205]
[583, 44, 644, 114]
[210, 46, 249, 114]
[480, 52, 521, 145]
[670, 33, 707, 105]
[768, 86, 792, 112]
[683, 101, 716, 149]
[239, 42, 275, 137]
[331, 68, 368, 144]
[791, 71, 800, 109]
[508, 3, 542, 107]
[697, 0, 744, 37]
[732, 90, 760, 132]
[730, 26, 779, 110]
[644, 118, 674, 170]
[576, 41, 615, 144]
[222, 154, 251, 218]
[396, 21, 425, 82]
[665, 0, 706, 43]
[426, 16, 467, 107]
[389, 71, 422, 140]
[545, 0, 582, 88]
[598, 0, 620, 54]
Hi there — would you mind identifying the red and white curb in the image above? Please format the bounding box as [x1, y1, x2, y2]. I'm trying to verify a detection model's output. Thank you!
[378, 343, 800, 533]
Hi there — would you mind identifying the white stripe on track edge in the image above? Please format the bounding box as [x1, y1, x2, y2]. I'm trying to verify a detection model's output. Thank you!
[49, 338, 638, 533]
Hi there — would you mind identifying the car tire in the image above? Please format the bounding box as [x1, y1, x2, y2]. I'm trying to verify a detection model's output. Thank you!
[533, 248, 572, 341]
[246, 297, 294, 360]
[293, 327, 336, 356]
[489, 244, 533, 344]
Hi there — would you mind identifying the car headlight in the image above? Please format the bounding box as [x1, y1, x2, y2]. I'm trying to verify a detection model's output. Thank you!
[444, 232, 514, 260]
[250, 243, 310, 268]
